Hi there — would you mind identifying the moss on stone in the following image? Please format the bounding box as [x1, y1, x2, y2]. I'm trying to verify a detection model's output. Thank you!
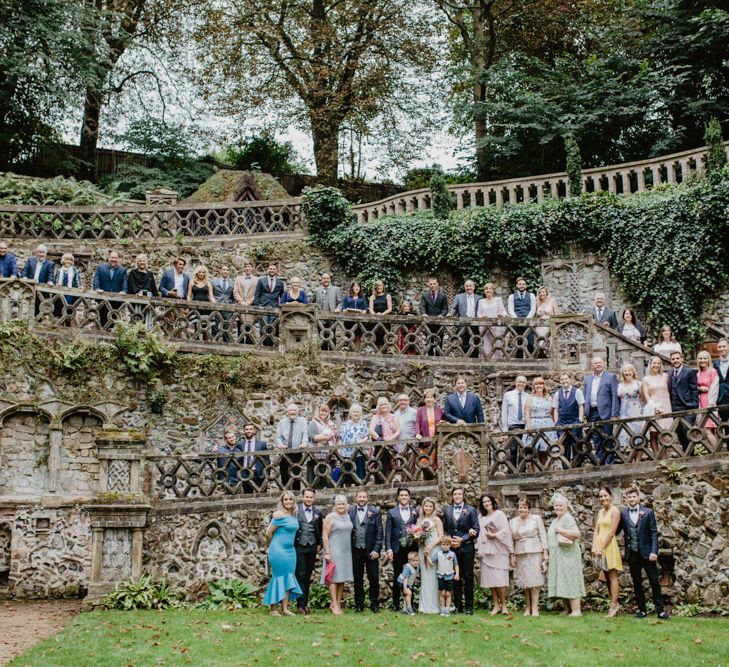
[183, 170, 290, 203]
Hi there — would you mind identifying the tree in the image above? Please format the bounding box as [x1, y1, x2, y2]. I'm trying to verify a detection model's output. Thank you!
[192, 0, 438, 185]
[564, 135, 582, 197]
[225, 135, 299, 176]
[430, 171, 455, 219]
[435, 0, 592, 179]
[704, 117, 727, 174]
[0, 0, 101, 169]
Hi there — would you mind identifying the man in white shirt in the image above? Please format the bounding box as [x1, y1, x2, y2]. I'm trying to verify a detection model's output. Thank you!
[394, 394, 418, 443]
[449, 280, 481, 357]
[275, 403, 310, 489]
[501, 375, 529, 468]
[506, 277, 536, 357]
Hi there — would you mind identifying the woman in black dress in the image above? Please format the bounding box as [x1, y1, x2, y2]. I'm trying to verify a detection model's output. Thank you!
[126, 254, 158, 330]
[187, 264, 216, 340]
[368, 280, 392, 350]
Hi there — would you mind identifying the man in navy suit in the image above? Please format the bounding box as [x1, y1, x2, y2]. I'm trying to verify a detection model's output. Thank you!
[582, 357, 619, 463]
[349, 488, 383, 612]
[21, 244, 54, 283]
[295, 487, 324, 615]
[254, 263, 284, 346]
[714, 338, 729, 425]
[236, 422, 268, 490]
[668, 351, 699, 451]
[0, 241, 19, 277]
[618, 486, 668, 619]
[442, 487, 479, 614]
[385, 487, 419, 612]
[93, 251, 128, 328]
[158, 257, 190, 298]
[444, 377, 485, 425]
[419, 277, 448, 356]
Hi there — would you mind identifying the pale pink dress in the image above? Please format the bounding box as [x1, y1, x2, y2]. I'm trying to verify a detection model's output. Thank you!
[641, 373, 671, 429]
[477, 510, 513, 588]
[477, 297, 507, 358]
[697, 367, 719, 429]
[535, 298, 557, 348]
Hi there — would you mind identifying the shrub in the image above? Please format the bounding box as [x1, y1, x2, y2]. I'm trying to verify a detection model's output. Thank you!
[225, 135, 299, 176]
[100, 575, 181, 610]
[301, 185, 354, 244]
[704, 118, 727, 174]
[114, 322, 177, 386]
[430, 171, 455, 220]
[564, 135, 582, 197]
[196, 578, 260, 610]
[0, 172, 121, 205]
[101, 160, 216, 200]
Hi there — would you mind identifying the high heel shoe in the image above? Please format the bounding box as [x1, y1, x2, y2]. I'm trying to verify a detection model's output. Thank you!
[490, 606, 500, 616]
[607, 603, 620, 618]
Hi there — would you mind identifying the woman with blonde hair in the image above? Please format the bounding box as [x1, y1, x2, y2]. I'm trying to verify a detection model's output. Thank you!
[52, 252, 82, 322]
[523, 376, 556, 468]
[416, 496, 444, 613]
[187, 264, 215, 340]
[640, 356, 671, 456]
[263, 490, 302, 615]
[535, 286, 558, 356]
[696, 350, 719, 445]
[321, 494, 354, 614]
[592, 486, 622, 617]
[618, 364, 644, 458]
[477, 282, 507, 358]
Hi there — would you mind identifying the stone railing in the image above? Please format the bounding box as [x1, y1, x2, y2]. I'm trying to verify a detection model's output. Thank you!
[0, 198, 303, 240]
[0, 280, 668, 371]
[487, 407, 727, 477]
[352, 141, 729, 222]
[148, 438, 437, 500]
[317, 311, 550, 360]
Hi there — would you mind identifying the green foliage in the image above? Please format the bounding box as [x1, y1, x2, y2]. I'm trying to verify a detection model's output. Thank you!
[196, 579, 260, 610]
[101, 161, 216, 200]
[564, 136, 582, 197]
[404, 165, 475, 190]
[114, 119, 196, 167]
[658, 461, 686, 483]
[0, 173, 121, 206]
[53, 339, 114, 378]
[301, 185, 355, 244]
[673, 603, 704, 618]
[429, 171, 455, 220]
[225, 135, 299, 176]
[101, 575, 181, 611]
[114, 323, 177, 386]
[704, 118, 727, 174]
[313, 172, 729, 341]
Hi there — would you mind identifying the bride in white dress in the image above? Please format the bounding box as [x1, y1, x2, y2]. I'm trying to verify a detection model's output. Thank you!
[417, 497, 444, 613]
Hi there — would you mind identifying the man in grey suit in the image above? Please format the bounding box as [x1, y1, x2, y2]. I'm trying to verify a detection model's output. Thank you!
[582, 356, 619, 464]
[313, 273, 342, 312]
[275, 403, 310, 489]
[449, 279, 481, 356]
[590, 292, 619, 330]
[212, 265, 235, 341]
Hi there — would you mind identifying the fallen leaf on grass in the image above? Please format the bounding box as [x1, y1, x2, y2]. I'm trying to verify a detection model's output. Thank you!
[694, 638, 703, 645]
[312, 642, 321, 647]
[411, 652, 426, 661]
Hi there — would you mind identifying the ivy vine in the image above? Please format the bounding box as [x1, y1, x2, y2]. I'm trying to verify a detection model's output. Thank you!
[306, 170, 729, 342]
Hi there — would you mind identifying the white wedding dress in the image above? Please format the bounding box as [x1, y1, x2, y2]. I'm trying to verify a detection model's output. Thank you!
[418, 525, 441, 613]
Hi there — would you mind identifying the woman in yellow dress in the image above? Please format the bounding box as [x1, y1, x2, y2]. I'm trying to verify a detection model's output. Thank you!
[592, 485, 623, 617]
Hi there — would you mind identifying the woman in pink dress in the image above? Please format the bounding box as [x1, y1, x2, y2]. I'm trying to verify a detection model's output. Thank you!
[696, 351, 719, 442]
[477, 493, 513, 615]
[368, 396, 400, 481]
[535, 286, 558, 356]
[640, 356, 671, 456]
[477, 282, 508, 359]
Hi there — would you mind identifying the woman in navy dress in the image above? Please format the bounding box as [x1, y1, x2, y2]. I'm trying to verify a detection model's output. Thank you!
[263, 490, 302, 615]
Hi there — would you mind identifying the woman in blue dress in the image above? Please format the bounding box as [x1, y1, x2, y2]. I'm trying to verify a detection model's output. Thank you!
[263, 490, 302, 615]
[523, 377, 557, 468]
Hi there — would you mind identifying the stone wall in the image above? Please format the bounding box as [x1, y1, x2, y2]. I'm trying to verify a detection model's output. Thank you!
[0, 413, 50, 498]
[60, 414, 103, 496]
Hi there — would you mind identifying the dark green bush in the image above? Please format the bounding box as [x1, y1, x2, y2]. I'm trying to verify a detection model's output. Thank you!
[100, 575, 181, 610]
[301, 185, 355, 244]
[225, 135, 299, 176]
[705, 118, 727, 174]
[101, 160, 216, 200]
[564, 135, 583, 197]
[196, 578, 260, 610]
[430, 171, 455, 220]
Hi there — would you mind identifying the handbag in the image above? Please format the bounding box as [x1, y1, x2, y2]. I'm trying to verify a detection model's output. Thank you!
[557, 533, 574, 546]
[592, 554, 609, 571]
[324, 559, 336, 584]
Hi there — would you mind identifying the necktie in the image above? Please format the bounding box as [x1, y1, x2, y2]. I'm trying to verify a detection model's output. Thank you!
[598, 308, 603, 320]
[517, 391, 523, 422]
[288, 419, 295, 448]
[564, 389, 569, 400]
[305, 508, 313, 523]
[630, 509, 638, 525]
[674, 368, 679, 379]
[459, 393, 466, 408]
[223, 279, 228, 291]
[245, 440, 253, 467]
[109, 268, 114, 281]
[431, 291, 436, 300]
[454, 505, 462, 520]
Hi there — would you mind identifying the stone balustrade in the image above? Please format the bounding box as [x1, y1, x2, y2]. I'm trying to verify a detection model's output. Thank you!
[0, 198, 303, 240]
[352, 141, 729, 222]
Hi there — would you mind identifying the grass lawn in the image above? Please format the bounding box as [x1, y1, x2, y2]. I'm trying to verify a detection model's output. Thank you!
[11, 609, 729, 667]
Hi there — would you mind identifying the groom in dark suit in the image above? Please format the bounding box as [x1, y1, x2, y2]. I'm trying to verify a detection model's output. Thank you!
[294, 488, 324, 615]
[385, 487, 419, 612]
[668, 351, 699, 451]
[618, 486, 668, 619]
[442, 487, 479, 614]
[349, 488, 383, 612]
[443, 377, 485, 425]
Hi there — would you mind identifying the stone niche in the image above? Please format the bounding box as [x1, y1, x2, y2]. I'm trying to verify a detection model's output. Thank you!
[59, 412, 104, 497]
[0, 410, 50, 499]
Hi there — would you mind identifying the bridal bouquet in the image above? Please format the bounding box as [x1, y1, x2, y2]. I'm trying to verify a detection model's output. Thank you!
[400, 519, 435, 547]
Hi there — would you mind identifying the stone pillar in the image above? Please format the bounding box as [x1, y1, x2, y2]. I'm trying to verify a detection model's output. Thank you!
[144, 188, 179, 206]
[85, 504, 150, 602]
[96, 429, 147, 496]
[436, 424, 489, 500]
[45, 422, 63, 497]
[636, 168, 647, 192]
[278, 303, 318, 351]
[0, 279, 36, 325]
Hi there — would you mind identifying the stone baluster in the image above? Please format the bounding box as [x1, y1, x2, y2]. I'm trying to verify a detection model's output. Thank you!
[417, 194, 428, 210]
[666, 161, 677, 184]
[651, 165, 662, 188]
[549, 180, 559, 199]
[607, 172, 617, 194]
[678, 159, 691, 183]
[406, 198, 415, 213]
[356, 209, 366, 224]
[495, 188, 504, 208]
[536, 182, 544, 203]
[0, 279, 36, 326]
[507, 185, 518, 204]
[636, 168, 647, 192]
[619, 172, 630, 194]
[455, 190, 465, 209]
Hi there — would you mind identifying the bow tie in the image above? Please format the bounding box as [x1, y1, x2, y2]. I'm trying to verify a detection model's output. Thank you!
[455, 505, 463, 511]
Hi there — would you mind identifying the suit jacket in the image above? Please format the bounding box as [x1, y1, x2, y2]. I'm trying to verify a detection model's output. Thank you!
[233, 275, 257, 306]
[442, 503, 480, 554]
[582, 371, 619, 419]
[159, 268, 190, 298]
[419, 290, 449, 317]
[590, 306, 619, 330]
[21, 257, 54, 283]
[0, 252, 18, 278]
[237, 437, 269, 480]
[385, 505, 419, 554]
[449, 292, 481, 318]
[714, 359, 729, 406]
[313, 285, 343, 311]
[415, 405, 444, 439]
[295, 503, 324, 550]
[668, 365, 699, 411]
[349, 504, 384, 553]
[93, 263, 128, 293]
[443, 391, 484, 424]
[618, 505, 659, 559]
[211, 278, 235, 304]
[254, 276, 284, 308]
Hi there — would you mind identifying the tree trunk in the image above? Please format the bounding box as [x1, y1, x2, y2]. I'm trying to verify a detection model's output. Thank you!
[310, 113, 340, 186]
[472, 3, 489, 181]
[79, 86, 102, 181]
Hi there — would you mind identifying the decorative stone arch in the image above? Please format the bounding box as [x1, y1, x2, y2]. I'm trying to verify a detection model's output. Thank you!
[0, 278, 35, 324]
[202, 406, 258, 453]
[326, 396, 351, 422]
[0, 406, 52, 498]
[192, 520, 233, 581]
[192, 520, 233, 560]
[57, 405, 111, 428]
[58, 408, 106, 497]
